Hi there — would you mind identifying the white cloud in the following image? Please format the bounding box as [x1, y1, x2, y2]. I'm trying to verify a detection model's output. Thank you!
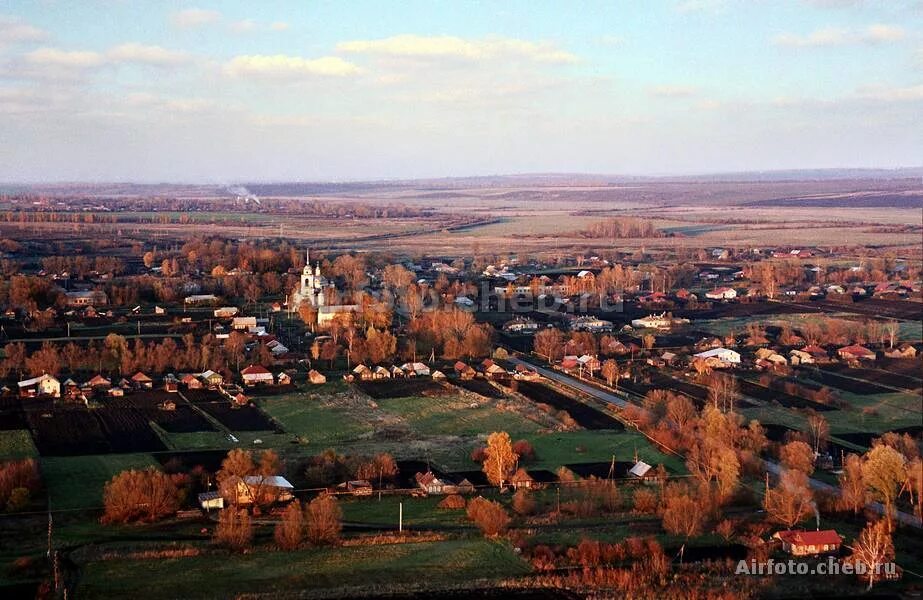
[649, 85, 698, 98]
[773, 24, 906, 47]
[0, 15, 48, 45]
[855, 83, 923, 101]
[107, 43, 190, 67]
[25, 47, 105, 68]
[228, 19, 291, 34]
[170, 8, 221, 29]
[224, 54, 362, 79]
[336, 34, 578, 64]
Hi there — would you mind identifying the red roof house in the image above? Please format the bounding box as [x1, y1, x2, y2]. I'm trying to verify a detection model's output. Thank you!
[773, 530, 842, 556]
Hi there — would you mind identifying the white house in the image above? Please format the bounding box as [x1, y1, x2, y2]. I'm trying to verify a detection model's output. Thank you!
[240, 364, 274, 386]
[693, 347, 741, 365]
[705, 287, 737, 300]
[18, 374, 61, 398]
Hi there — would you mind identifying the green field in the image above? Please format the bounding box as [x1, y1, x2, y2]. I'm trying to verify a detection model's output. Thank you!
[41, 453, 160, 510]
[375, 395, 542, 437]
[258, 391, 375, 446]
[524, 430, 687, 475]
[77, 538, 530, 599]
[0, 430, 38, 459]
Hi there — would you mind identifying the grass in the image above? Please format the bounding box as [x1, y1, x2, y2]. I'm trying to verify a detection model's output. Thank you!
[77, 538, 530, 599]
[159, 430, 288, 451]
[258, 391, 375, 446]
[41, 453, 159, 511]
[524, 430, 687, 474]
[0, 430, 38, 459]
[339, 495, 471, 529]
[375, 395, 542, 437]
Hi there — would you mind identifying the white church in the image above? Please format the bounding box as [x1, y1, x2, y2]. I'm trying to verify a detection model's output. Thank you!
[291, 249, 358, 327]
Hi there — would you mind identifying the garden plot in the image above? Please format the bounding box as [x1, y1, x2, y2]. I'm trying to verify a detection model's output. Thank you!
[355, 379, 449, 399]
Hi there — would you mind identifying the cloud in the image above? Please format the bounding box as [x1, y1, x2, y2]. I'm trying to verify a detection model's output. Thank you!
[0, 15, 48, 45]
[170, 8, 221, 29]
[224, 54, 362, 79]
[855, 83, 923, 101]
[336, 34, 578, 64]
[228, 19, 291, 34]
[24, 47, 105, 68]
[648, 85, 698, 98]
[773, 24, 905, 47]
[107, 43, 190, 67]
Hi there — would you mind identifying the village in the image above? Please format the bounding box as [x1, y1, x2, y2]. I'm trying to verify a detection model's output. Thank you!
[0, 224, 920, 598]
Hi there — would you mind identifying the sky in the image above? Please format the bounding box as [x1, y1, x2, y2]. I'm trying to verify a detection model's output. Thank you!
[0, 0, 921, 182]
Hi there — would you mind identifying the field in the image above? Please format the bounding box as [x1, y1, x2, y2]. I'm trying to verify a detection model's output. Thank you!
[514, 381, 624, 430]
[0, 429, 38, 459]
[41, 453, 160, 510]
[77, 539, 530, 599]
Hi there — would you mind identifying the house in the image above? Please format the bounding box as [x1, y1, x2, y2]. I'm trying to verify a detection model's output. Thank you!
[229, 475, 295, 505]
[456, 478, 476, 495]
[389, 365, 406, 378]
[773, 530, 842, 556]
[884, 344, 917, 359]
[163, 375, 179, 393]
[233, 392, 249, 406]
[214, 306, 239, 318]
[484, 363, 507, 380]
[514, 364, 539, 380]
[184, 294, 218, 305]
[802, 345, 829, 362]
[241, 364, 274, 386]
[431, 370, 447, 380]
[705, 287, 737, 300]
[837, 344, 876, 361]
[693, 347, 741, 367]
[560, 357, 580, 373]
[629, 460, 653, 480]
[130, 371, 153, 389]
[415, 471, 450, 495]
[308, 369, 327, 384]
[108, 387, 124, 397]
[65, 290, 108, 307]
[232, 316, 257, 331]
[338, 480, 373, 496]
[352, 364, 373, 381]
[567, 315, 614, 333]
[576, 354, 601, 372]
[197, 491, 224, 510]
[17, 374, 61, 398]
[373, 366, 392, 379]
[454, 361, 477, 380]
[180, 373, 202, 389]
[87, 374, 111, 389]
[788, 349, 814, 366]
[200, 370, 223, 387]
[631, 312, 684, 329]
[62, 378, 80, 400]
[401, 362, 430, 376]
[510, 468, 535, 490]
[276, 372, 292, 386]
[503, 317, 540, 334]
[454, 296, 475, 307]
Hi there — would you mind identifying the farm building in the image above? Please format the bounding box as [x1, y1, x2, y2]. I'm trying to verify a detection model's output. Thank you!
[773, 530, 842, 556]
[510, 468, 535, 490]
[200, 370, 223, 386]
[801, 345, 830, 362]
[788, 349, 814, 365]
[197, 491, 224, 510]
[184, 294, 219, 305]
[631, 312, 679, 329]
[884, 344, 917, 359]
[837, 345, 876, 361]
[337, 480, 373, 496]
[87, 374, 111, 389]
[308, 369, 327, 384]
[241, 364, 274, 386]
[454, 361, 477, 380]
[18, 374, 61, 398]
[227, 475, 295, 506]
[276, 372, 292, 385]
[374, 366, 392, 379]
[351, 364, 373, 381]
[415, 471, 450, 495]
[180, 373, 203, 389]
[214, 306, 239, 318]
[503, 317, 540, 334]
[402, 362, 431, 376]
[130, 371, 153, 389]
[65, 289, 108, 307]
[693, 347, 741, 367]
[705, 287, 737, 300]
[232, 316, 257, 331]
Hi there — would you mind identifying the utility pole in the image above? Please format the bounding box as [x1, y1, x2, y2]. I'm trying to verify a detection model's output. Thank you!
[398, 502, 403, 533]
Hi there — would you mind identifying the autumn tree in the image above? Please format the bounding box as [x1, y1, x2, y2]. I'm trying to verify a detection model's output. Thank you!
[661, 483, 706, 538]
[861, 445, 906, 531]
[512, 489, 536, 516]
[601, 359, 619, 387]
[806, 412, 829, 456]
[533, 328, 563, 362]
[779, 440, 814, 475]
[355, 453, 399, 484]
[764, 469, 814, 528]
[848, 520, 895, 591]
[101, 469, 180, 524]
[482, 431, 518, 489]
[306, 494, 342, 545]
[466, 496, 510, 537]
[838, 453, 867, 514]
[214, 508, 253, 551]
[274, 500, 304, 550]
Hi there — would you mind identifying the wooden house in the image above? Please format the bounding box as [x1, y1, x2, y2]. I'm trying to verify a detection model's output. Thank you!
[773, 530, 842, 556]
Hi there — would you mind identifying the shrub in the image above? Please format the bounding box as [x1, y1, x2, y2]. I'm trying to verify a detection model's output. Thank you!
[512, 440, 535, 461]
[5, 487, 30, 512]
[274, 500, 303, 550]
[466, 496, 510, 537]
[101, 468, 180, 524]
[512, 489, 536, 515]
[437, 494, 466, 510]
[633, 488, 658, 514]
[214, 508, 252, 551]
[0, 459, 40, 511]
[306, 494, 342, 545]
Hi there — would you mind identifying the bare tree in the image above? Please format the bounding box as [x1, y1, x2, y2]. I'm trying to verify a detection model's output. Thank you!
[764, 469, 814, 528]
[848, 520, 895, 591]
[306, 494, 342, 545]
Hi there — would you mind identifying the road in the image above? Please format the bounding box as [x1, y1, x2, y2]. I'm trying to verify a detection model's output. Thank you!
[508, 354, 923, 530]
